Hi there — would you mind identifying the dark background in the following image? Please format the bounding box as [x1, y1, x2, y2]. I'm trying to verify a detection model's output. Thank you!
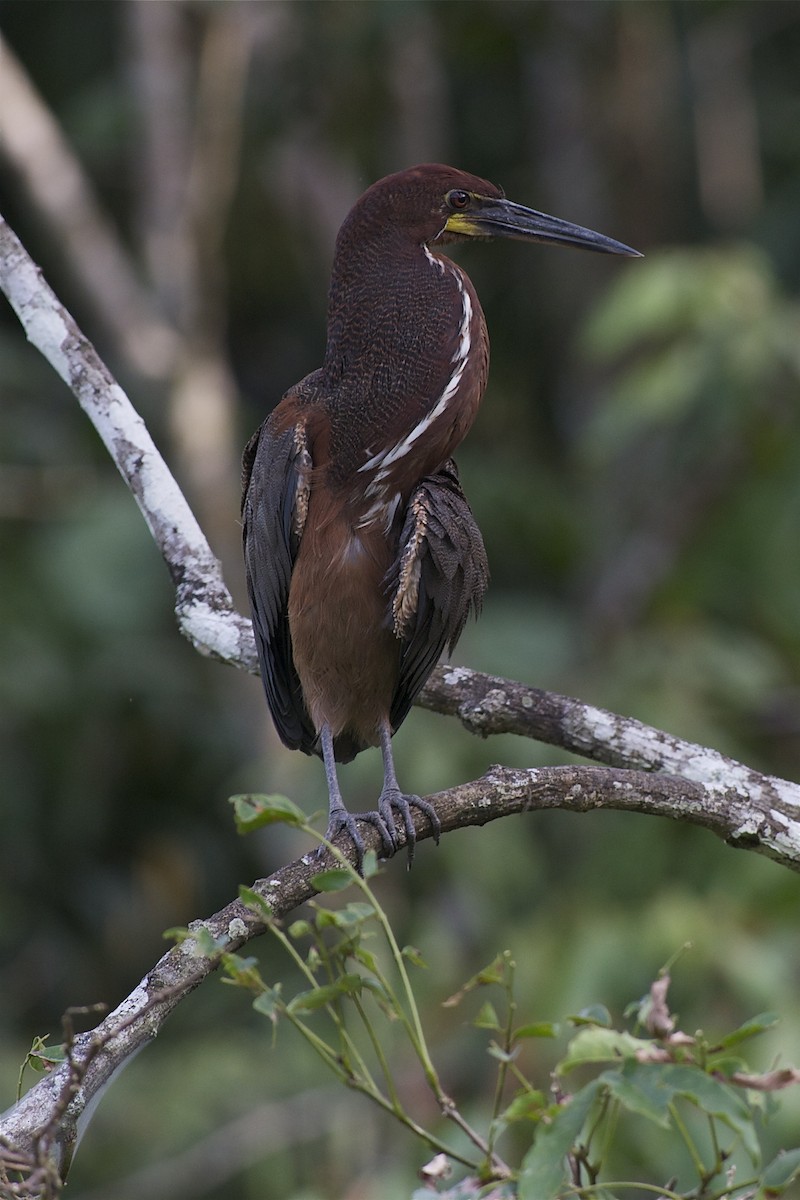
[2, 1, 800, 1196]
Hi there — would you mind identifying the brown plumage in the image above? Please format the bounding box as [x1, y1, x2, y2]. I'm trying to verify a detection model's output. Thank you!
[242, 164, 639, 866]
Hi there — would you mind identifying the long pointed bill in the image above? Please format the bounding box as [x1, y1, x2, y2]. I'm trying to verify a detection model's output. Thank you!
[445, 197, 642, 257]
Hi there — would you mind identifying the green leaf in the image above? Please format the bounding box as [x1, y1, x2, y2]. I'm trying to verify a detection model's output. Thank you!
[665, 1065, 760, 1165]
[477, 956, 507, 986]
[499, 1090, 547, 1123]
[288, 919, 312, 939]
[360, 976, 394, 1010]
[221, 952, 265, 992]
[222, 951, 260, 976]
[27, 1042, 67, 1072]
[759, 1147, 800, 1195]
[558, 1027, 654, 1073]
[401, 944, 428, 968]
[718, 1012, 779, 1050]
[192, 926, 228, 958]
[253, 985, 282, 1022]
[163, 925, 190, 944]
[337, 902, 375, 926]
[515, 1021, 560, 1041]
[354, 946, 379, 973]
[229, 792, 305, 833]
[600, 1061, 673, 1129]
[238, 885, 273, 921]
[443, 955, 506, 1006]
[519, 1079, 603, 1200]
[475, 1001, 500, 1030]
[310, 905, 365, 944]
[310, 868, 353, 892]
[568, 1004, 612, 1027]
[487, 1041, 518, 1063]
[706, 1054, 748, 1078]
[314, 908, 339, 928]
[306, 946, 321, 971]
[604, 1063, 759, 1165]
[361, 849, 380, 878]
[287, 974, 364, 1013]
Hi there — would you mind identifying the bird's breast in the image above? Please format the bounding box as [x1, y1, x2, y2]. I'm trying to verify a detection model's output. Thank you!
[287, 487, 399, 743]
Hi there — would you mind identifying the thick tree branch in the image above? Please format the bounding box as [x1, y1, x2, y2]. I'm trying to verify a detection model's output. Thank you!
[0, 209, 256, 674]
[417, 665, 800, 864]
[0, 760, 770, 1177]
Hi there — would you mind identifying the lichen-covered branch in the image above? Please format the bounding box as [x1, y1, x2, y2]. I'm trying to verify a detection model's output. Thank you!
[418, 664, 800, 864]
[0, 852, 318, 1191]
[0, 210, 256, 674]
[0, 759, 774, 1183]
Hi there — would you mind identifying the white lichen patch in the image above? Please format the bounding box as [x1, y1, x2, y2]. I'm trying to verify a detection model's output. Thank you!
[574, 704, 672, 768]
[730, 814, 764, 841]
[769, 777, 800, 812]
[180, 601, 242, 663]
[765, 824, 800, 857]
[443, 666, 472, 686]
[470, 689, 507, 717]
[107, 979, 150, 1023]
[177, 935, 200, 958]
[572, 702, 780, 804]
[25, 302, 72, 380]
[578, 705, 616, 741]
[761, 809, 800, 857]
[0, 227, 68, 379]
[228, 917, 247, 940]
[681, 752, 751, 794]
[483, 766, 535, 801]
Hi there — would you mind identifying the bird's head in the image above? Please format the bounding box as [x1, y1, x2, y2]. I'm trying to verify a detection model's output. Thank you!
[339, 163, 641, 258]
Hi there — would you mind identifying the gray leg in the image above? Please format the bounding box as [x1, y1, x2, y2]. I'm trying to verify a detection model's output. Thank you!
[320, 724, 394, 872]
[377, 719, 441, 867]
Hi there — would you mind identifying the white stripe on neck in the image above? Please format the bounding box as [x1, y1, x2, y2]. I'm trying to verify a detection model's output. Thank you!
[358, 256, 472, 480]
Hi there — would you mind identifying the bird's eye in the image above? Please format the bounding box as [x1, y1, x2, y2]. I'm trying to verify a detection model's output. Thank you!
[446, 189, 471, 211]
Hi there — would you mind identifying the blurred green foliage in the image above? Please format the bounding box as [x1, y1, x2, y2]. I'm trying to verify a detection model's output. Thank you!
[217, 857, 800, 1199]
[2, 1, 800, 1197]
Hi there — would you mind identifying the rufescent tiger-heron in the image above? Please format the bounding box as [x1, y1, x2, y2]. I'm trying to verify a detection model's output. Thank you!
[242, 164, 640, 868]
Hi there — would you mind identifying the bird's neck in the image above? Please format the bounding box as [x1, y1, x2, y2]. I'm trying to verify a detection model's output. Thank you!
[321, 237, 488, 509]
[324, 234, 448, 368]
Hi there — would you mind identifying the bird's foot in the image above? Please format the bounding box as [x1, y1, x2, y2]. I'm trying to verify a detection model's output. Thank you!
[322, 806, 395, 875]
[321, 792, 440, 873]
[377, 787, 441, 868]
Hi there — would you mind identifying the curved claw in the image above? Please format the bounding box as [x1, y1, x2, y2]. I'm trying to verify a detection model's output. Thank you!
[323, 807, 396, 875]
[378, 788, 441, 867]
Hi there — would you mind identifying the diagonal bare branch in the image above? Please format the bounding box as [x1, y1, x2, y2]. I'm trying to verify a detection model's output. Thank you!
[0, 208, 256, 674]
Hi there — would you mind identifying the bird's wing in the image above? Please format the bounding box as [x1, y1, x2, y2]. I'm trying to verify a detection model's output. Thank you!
[242, 409, 317, 754]
[388, 459, 488, 731]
